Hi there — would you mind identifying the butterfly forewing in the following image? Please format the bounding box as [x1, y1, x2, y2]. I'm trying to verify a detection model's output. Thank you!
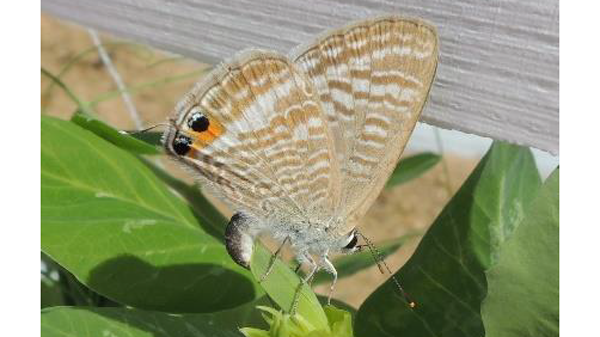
[291, 16, 439, 234]
[164, 51, 341, 223]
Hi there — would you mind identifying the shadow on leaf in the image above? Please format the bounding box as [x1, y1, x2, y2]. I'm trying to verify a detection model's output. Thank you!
[87, 254, 256, 313]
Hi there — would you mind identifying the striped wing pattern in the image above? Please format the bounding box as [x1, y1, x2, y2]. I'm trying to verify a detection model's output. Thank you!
[164, 51, 340, 224]
[292, 17, 438, 233]
[164, 16, 438, 234]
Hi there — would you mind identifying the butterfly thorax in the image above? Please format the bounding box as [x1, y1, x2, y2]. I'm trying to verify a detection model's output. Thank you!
[259, 214, 351, 256]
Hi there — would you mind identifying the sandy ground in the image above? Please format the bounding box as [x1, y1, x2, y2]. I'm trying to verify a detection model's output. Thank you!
[41, 14, 477, 308]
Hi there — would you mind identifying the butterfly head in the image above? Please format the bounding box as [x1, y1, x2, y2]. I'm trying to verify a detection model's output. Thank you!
[340, 229, 360, 254]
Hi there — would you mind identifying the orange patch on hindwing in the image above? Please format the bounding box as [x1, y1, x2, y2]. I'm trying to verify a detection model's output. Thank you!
[192, 119, 224, 149]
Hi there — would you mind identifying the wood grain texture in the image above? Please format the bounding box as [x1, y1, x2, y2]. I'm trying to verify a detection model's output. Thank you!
[42, 0, 559, 154]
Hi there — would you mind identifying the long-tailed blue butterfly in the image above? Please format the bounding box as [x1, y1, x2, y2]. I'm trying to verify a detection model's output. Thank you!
[161, 15, 438, 305]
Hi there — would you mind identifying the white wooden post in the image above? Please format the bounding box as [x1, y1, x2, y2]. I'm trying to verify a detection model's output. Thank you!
[42, 0, 559, 154]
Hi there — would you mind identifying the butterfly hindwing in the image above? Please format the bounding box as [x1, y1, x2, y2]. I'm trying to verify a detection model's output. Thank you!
[164, 51, 341, 223]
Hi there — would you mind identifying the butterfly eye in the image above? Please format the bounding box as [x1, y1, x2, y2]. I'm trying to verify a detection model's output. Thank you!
[187, 109, 210, 132]
[343, 232, 358, 250]
[172, 134, 193, 156]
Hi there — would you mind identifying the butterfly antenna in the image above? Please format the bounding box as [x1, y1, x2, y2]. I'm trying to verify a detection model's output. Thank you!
[121, 118, 180, 135]
[356, 231, 416, 309]
[120, 122, 170, 135]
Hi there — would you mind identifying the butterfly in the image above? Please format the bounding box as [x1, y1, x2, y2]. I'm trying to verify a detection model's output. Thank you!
[162, 15, 438, 303]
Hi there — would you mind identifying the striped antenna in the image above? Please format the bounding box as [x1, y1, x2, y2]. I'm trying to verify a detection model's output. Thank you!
[356, 230, 416, 309]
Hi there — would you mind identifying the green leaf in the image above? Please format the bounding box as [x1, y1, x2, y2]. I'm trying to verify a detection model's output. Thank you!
[41, 281, 64, 309]
[324, 306, 354, 337]
[41, 116, 259, 313]
[250, 245, 329, 331]
[238, 305, 355, 337]
[42, 253, 66, 309]
[42, 253, 121, 308]
[386, 152, 441, 188]
[83, 124, 228, 240]
[71, 112, 161, 155]
[91, 122, 229, 240]
[317, 296, 357, 316]
[129, 131, 163, 148]
[313, 234, 417, 285]
[209, 296, 274, 330]
[41, 306, 242, 337]
[141, 159, 228, 240]
[481, 168, 559, 337]
[355, 142, 541, 337]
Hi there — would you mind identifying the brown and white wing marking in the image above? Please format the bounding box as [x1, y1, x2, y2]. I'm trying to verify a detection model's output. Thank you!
[163, 50, 341, 223]
[291, 16, 439, 233]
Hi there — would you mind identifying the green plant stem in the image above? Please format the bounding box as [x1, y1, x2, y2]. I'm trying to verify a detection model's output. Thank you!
[88, 67, 211, 106]
[41, 68, 92, 114]
[145, 56, 187, 69]
[42, 42, 150, 102]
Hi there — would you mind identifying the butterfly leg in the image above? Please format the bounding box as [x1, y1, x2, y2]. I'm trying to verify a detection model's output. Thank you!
[320, 254, 338, 305]
[258, 236, 289, 283]
[302, 254, 319, 284]
[291, 252, 318, 314]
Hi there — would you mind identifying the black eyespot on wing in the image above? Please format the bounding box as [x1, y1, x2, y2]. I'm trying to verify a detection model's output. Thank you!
[344, 233, 358, 250]
[188, 111, 210, 132]
[172, 134, 192, 156]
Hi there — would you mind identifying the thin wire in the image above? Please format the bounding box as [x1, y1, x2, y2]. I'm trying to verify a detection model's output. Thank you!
[88, 29, 143, 130]
[433, 126, 453, 197]
[88, 29, 168, 169]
